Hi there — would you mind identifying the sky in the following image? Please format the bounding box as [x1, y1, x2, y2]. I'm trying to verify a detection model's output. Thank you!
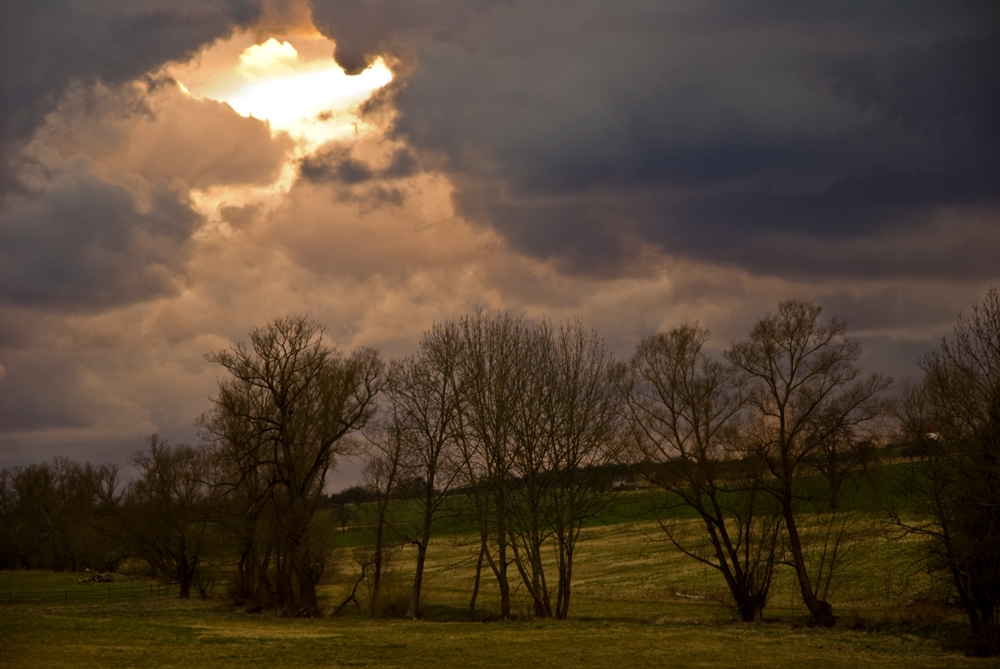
[1, 0, 998, 488]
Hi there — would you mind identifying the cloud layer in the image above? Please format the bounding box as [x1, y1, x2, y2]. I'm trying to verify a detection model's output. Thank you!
[314, 0, 1000, 276]
[0, 1, 997, 483]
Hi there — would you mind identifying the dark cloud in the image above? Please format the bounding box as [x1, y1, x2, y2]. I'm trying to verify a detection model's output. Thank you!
[0, 352, 103, 432]
[311, 0, 487, 75]
[312, 0, 1000, 279]
[219, 202, 265, 229]
[299, 146, 417, 185]
[0, 159, 199, 309]
[0, 0, 264, 189]
[301, 148, 374, 184]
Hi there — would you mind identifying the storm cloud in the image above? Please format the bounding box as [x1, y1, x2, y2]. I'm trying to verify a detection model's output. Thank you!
[0, 159, 199, 309]
[312, 0, 1000, 278]
[0, 0, 262, 160]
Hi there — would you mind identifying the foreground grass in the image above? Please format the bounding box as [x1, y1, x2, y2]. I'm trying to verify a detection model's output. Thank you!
[1, 594, 987, 669]
[1, 482, 985, 668]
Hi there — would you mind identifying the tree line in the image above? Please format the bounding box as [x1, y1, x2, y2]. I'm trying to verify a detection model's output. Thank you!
[1, 293, 997, 653]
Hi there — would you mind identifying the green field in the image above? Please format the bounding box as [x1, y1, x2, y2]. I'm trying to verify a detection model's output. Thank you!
[1, 505, 989, 669]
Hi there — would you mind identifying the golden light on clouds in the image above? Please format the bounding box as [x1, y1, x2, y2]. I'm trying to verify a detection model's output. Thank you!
[164, 33, 394, 223]
[173, 35, 392, 148]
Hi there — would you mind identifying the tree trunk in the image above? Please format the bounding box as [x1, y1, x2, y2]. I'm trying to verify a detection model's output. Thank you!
[470, 543, 485, 621]
[407, 489, 436, 620]
[736, 591, 766, 622]
[294, 547, 321, 616]
[177, 554, 194, 600]
[783, 497, 835, 627]
[406, 540, 428, 619]
[556, 548, 573, 620]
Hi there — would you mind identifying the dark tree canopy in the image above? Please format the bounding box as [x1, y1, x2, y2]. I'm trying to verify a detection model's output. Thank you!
[896, 288, 1000, 655]
[200, 315, 384, 615]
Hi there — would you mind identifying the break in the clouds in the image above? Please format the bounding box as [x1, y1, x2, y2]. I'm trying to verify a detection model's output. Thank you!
[313, 0, 1000, 277]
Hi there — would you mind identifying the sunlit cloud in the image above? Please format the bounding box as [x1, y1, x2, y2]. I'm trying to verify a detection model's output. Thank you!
[172, 36, 392, 149]
[163, 33, 393, 225]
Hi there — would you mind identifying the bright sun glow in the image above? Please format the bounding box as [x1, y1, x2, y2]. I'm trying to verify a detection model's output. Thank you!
[166, 34, 394, 226]
[173, 36, 393, 149]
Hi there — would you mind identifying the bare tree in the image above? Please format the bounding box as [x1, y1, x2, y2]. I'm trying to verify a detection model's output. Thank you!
[726, 299, 890, 627]
[455, 310, 533, 621]
[358, 423, 406, 616]
[382, 320, 466, 619]
[200, 316, 383, 615]
[506, 321, 556, 618]
[205, 409, 275, 610]
[893, 288, 1000, 655]
[542, 320, 626, 619]
[624, 324, 782, 622]
[455, 313, 625, 620]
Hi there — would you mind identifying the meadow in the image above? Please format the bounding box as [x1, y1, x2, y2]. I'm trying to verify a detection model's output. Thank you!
[1, 497, 991, 669]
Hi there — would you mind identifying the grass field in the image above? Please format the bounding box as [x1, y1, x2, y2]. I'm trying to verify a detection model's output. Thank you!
[1, 505, 991, 669]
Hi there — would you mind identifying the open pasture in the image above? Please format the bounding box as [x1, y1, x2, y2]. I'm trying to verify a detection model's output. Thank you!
[1, 514, 987, 669]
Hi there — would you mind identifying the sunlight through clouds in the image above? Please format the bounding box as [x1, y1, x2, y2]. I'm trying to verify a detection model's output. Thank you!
[171, 35, 393, 149]
[166, 34, 394, 225]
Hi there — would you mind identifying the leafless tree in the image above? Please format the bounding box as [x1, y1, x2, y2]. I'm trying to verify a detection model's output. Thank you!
[200, 316, 383, 615]
[624, 324, 782, 622]
[540, 319, 626, 619]
[381, 320, 466, 619]
[893, 288, 1000, 655]
[358, 423, 406, 616]
[726, 299, 890, 627]
[506, 321, 556, 618]
[455, 313, 625, 620]
[205, 408, 275, 610]
[455, 310, 532, 620]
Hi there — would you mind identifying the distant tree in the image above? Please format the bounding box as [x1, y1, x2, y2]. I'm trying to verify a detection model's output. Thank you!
[624, 324, 782, 622]
[122, 436, 211, 599]
[326, 489, 358, 531]
[0, 458, 123, 571]
[726, 299, 889, 627]
[893, 288, 1000, 656]
[357, 423, 406, 616]
[0, 468, 13, 569]
[808, 432, 877, 511]
[200, 316, 383, 615]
